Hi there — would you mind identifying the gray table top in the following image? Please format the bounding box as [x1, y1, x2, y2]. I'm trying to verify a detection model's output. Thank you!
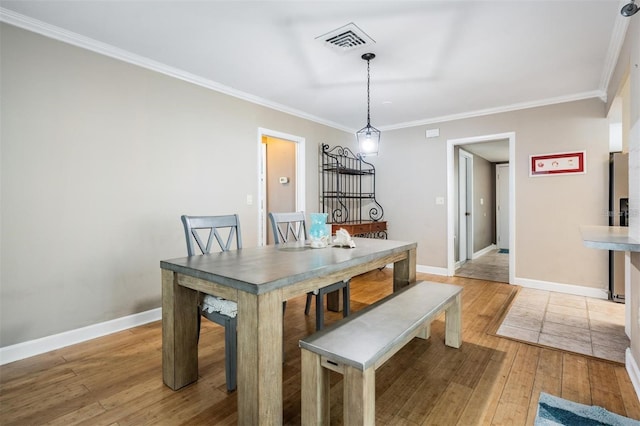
[580, 225, 640, 252]
[161, 237, 416, 294]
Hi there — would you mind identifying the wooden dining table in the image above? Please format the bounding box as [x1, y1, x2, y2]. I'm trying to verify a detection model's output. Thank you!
[160, 237, 417, 425]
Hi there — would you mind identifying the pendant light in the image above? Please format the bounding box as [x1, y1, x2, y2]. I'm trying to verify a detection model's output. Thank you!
[356, 53, 381, 156]
[621, 0, 638, 16]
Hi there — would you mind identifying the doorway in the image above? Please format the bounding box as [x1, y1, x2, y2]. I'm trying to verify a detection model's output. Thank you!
[258, 128, 305, 246]
[447, 132, 515, 284]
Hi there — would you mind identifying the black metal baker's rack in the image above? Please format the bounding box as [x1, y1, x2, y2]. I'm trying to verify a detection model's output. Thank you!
[320, 143, 384, 225]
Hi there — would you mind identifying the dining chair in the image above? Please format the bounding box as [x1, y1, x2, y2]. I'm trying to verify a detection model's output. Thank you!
[268, 211, 351, 331]
[181, 214, 241, 392]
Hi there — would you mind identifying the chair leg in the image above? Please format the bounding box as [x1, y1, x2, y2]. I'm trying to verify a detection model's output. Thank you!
[316, 291, 324, 331]
[225, 316, 237, 392]
[305, 293, 313, 315]
[342, 280, 350, 318]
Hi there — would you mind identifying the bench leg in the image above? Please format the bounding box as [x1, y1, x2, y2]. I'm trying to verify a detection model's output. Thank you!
[343, 366, 375, 426]
[301, 349, 330, 425]
[445, 293, 462, 348]
[416, 322, 431, 340]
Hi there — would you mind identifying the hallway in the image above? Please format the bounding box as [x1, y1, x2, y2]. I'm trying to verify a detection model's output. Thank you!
[455, 248, 509, 283]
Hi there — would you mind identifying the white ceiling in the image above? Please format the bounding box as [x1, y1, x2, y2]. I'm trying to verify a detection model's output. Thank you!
[460, 139, 510, 162]
[0, 0, 628, 135]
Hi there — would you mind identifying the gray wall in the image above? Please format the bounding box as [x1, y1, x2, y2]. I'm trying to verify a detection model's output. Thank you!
[0, 24, 353, 346]
[375, 98, 610, 288]
[0, 21, 620, 351]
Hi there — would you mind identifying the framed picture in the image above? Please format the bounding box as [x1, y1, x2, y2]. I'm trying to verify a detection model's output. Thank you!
[530, 151, 586, 177]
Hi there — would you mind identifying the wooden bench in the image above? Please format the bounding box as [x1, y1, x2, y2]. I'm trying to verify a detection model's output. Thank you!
[299, 280, 463, 425]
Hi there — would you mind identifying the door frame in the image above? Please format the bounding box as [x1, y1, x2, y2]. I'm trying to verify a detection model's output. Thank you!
[257, 128, 306, 246]
[458, 149, 474, 265]
[446, 132, 516, 284]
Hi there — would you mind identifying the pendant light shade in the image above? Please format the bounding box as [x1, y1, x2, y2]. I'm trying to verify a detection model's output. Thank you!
[356, 53, 380, 156]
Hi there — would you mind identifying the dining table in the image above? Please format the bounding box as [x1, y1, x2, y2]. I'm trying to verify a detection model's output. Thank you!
[160, 237, 417, 425]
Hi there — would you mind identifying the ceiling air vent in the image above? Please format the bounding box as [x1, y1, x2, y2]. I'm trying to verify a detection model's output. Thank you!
[316, 22, 375, 52]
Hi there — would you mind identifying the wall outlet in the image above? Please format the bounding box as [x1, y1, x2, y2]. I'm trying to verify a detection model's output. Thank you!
[435, 196, 445, 205]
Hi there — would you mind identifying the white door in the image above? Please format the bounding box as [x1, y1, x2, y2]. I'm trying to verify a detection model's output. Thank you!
[496, 164, 509, 250]
[459, 150, 473, 262]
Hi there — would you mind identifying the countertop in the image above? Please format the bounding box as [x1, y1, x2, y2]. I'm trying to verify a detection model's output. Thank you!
[580, 226, 640, 252]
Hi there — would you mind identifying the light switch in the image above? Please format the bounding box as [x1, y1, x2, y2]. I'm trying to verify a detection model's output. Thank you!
[435, 197, 445, 205]
[480, 198, 484, 205]
[246, 195, 253, 205]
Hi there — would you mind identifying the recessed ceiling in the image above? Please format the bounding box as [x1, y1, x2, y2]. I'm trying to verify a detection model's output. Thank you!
[0, 1, 627, 132]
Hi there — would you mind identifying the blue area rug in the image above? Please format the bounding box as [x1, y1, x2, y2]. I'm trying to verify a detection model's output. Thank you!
[535, 392, 640, 425]
[498, 248, 509, 254]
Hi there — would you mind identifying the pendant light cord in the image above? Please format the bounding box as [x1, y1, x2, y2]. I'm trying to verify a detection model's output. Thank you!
[366, 58, 371, 127]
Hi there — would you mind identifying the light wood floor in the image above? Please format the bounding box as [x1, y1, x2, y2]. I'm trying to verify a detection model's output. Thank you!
[1, 270, 639, 425]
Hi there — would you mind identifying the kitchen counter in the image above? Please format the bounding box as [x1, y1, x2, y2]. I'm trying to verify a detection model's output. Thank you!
[580, 226, 640, 252]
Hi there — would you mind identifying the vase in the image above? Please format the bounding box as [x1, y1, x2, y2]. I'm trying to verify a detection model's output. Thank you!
[309, 213, 329, 248]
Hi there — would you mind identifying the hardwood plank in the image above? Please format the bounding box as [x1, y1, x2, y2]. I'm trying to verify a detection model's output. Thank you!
[615, 364, 640, 419]
[44, 402, 106, 426]
[375, 350, 432, 424]
[525, 347, 563, 425]
[1, 383, 92, 426]
[421, 381, 473, 425]
[1, 272, 638, 426]
[490, 344, 540, 425]
[456, 355, 515, 425]
[589, 359, 627, 416]
[562, 352, 592, 405]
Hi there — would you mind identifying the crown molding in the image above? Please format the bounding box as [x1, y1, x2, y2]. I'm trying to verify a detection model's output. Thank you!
[0, 7, 353, 133]
[599, 3, 631, 95]
[0, 7, 620, 135]
[380, 90, 606, 131]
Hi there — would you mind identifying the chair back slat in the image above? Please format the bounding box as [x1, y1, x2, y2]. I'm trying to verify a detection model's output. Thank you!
[268, 212, 307, 244]
[181, 214, 242, 255]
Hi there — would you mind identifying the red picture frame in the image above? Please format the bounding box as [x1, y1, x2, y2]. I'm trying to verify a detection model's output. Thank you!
[530, 151, 586, 176]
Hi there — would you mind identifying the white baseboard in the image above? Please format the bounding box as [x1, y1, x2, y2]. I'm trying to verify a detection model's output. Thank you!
[626, 349, 640, 402]
[515, 277, 608, 299]
[472, 244, 497, 259]
[417, 264, 449, 276]
[0, 308, 161, 365]
[385, 264, 449, 276]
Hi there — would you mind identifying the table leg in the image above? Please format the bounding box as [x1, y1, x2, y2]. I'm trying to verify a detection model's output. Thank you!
[162, 270, 199, 390]
[237, 290, 283, 425]
[393, 247, 416, 291]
